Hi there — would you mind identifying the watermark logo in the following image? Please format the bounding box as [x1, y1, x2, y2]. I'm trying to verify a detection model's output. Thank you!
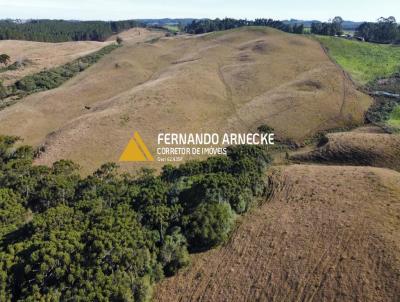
[119, 132, 154, 162]
[120, 131, 274, 163]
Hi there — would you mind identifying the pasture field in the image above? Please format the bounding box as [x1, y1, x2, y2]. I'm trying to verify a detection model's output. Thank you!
[164, 25, 180, 33]
[0, 27, 371, 174]
[316, 35, 400, 84]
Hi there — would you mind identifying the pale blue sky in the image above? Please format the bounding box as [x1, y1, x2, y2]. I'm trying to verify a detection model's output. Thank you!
[0, 0, 399, 22]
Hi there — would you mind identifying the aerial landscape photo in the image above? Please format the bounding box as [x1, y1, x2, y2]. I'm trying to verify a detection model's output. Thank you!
[0, 0, 399, 301]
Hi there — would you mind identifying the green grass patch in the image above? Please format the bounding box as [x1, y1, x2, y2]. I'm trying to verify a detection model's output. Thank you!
[316, 35, 400, 84]
[388, 105, 400, 128]
[164, 25, 179, 33]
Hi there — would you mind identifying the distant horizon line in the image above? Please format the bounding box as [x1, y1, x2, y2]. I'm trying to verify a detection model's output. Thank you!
[0, 17, 375, 23]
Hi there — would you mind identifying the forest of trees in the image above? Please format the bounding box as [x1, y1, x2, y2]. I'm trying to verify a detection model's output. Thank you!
[356, 17, 400, 43]
[184, 18, 304, 34]
[311, 16, 400, 44]
[0, 136, 271, 301]
[2, 17, 399, 44]
[310, 16, 344, 36]
[0, 20, 140, 42]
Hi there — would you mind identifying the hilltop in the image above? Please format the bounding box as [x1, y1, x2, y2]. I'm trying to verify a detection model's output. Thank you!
[0, 27, 371, 173]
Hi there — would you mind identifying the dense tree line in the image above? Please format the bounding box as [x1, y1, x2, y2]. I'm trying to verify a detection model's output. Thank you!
[0, 136, 271, 301]
[356, 17, 400, 44]
[312, 16, 400, 44]
[311, 16, 344, 36]
[0, 20, 140, 42]
[0, 44, 120, 105]
[184, 18, 304, 34]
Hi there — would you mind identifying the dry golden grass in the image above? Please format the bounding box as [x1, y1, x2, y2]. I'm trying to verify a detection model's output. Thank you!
[1, 28, 398, 302]
[291, 129, 400, 171]
[0, 27, 372, 173]
[106, 27, 162, 42]
[155, 164, 400, 302]
[0, 40, 112, 85]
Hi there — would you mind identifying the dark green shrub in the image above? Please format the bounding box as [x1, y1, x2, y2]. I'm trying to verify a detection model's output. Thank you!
[0, 188, 27, 238]
[183, 202, 235, 250]
[317, 134, 329, 147]
[257, 124, 274, 134]
[15, 77, 37, 91]
[179, 173, 246, 212]
[160, 228, 190, 276]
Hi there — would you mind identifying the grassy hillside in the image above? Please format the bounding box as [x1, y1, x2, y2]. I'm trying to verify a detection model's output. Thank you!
[163, 25, 179, 33]
[291, 130, 400, 170]
[0, 27, 371, 173]
[0, 27, 399, 302]
[0, 40, 112, 86]
[316, 36, 400, 84]
[2, 44, 120, 101]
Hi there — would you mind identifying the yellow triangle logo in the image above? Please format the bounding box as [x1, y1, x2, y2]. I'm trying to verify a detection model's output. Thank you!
[119, 132, 155, 162]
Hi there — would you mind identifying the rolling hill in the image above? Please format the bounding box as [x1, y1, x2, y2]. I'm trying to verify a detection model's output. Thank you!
[0, 24, 399, 302]
[291, 129, 400, 171]
[0, 27, 371, 174]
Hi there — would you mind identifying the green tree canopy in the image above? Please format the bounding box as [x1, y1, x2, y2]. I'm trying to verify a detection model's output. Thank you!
[0, 136, 271, 301]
